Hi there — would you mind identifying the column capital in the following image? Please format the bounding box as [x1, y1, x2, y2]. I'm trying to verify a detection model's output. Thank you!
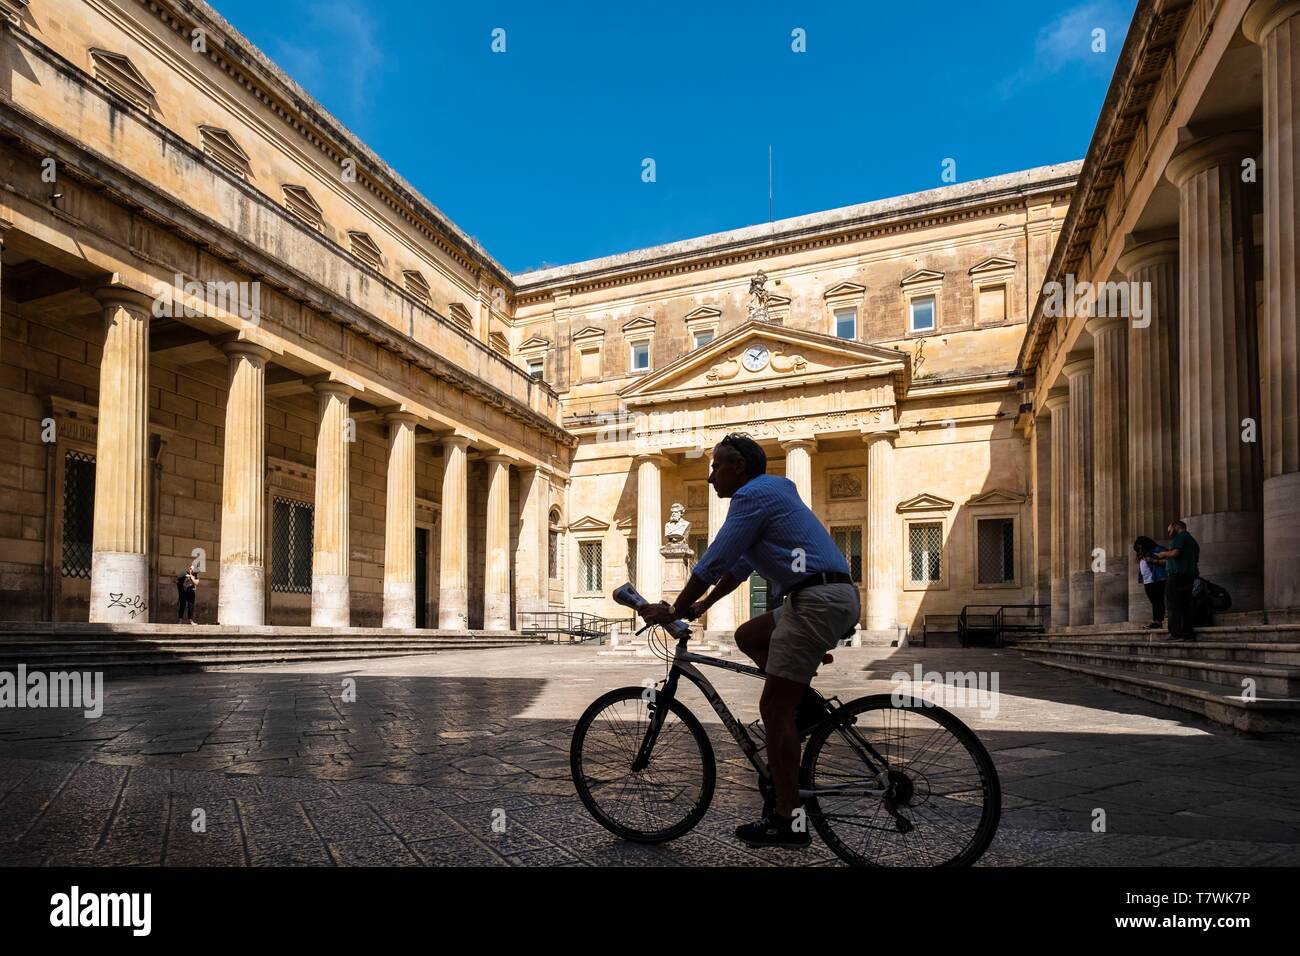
[1084, 314, 1126, 338]
[1244, 0, 1300, 43]
[440, 433, 472, 451]
[779, 438, 817, 452]
[1117, 238, 1179, 277]
[1062, 357, 1095, 379]
[92, 281, 155, 315]
[1043, 392, 1070, 414]
[860, 427, 898, 445]
[219, 339, 274, 363]
[308, 375, 357, 399]
[484, 453, 514, 467]
[383, 410, 421, 426]
[1165, 130, 1262, 188]
[634, 453, 672, 469]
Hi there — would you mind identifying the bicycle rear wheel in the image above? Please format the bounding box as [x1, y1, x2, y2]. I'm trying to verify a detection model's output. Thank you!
[801, 694, 1000, 867]
[570, 686, 715, 843]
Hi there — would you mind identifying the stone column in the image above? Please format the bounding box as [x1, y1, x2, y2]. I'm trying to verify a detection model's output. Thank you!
[863, 430, 898, 639]
[1166, 131, 1265, 609]
[635, 455, 665, 602]
[382, 412, 419, 629]
[217, 341, 271, 626]
[1118, 239, 1180, 621]
[516, 465, 549, 619]
[1044, 393, 1071, 627]
[706, 484, 736, 632]
[1246, 0, 1300, 610]
[311, 382, 352, 627]
[484, 455, 512, 630]
[1086, 315, 1129, 623]
[89, 286, 152, 623]
[781, 439, 815, 506]
[1064, 359, 1095, 626]
[438, 435, 471, 628]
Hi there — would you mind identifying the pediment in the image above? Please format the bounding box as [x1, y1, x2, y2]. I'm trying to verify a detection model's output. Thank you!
[967, 488, 1027, 507]
[519, 334, 551, 350]
[969, 256, 1017, 276]
[568, 515, 611, 532]
[901, 269, 945, 287]
[573, 325, 606, 341]
[621, 320, 907, 403]
[622, 316, 656, 333]
[897, 493, 955, 513]
[824, 281, 866, 299]
[684, 306, 721, 321]
[448, 302, 474, 329]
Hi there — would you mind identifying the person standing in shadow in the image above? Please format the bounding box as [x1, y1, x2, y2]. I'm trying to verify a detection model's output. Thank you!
[1133, 536, 1167, 631]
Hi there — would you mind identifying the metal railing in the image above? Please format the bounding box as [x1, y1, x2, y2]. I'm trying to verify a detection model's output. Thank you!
[517, 611, 635, 645]
[957, 604, 1049, 648]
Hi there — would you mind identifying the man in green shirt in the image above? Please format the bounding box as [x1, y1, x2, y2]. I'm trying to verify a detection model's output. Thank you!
[1157, 520, 1200, 640]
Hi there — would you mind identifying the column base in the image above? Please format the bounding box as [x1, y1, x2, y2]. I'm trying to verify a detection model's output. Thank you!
[1187, 510, 1264, 612]
[383, 580, 416, 629]
[1128, 576, 1152, 625]
[1068, 571, 1094, 625]
[1092, 565, 1129, 624]
[438, 587, 468, 629]
[311, 573, 350, 628]
[1050, 578, 1070, 628]
[89, 551, 150, 623]
[483, 593, 511, 631]
[218, 563, 265, 626]
[1264, 473, 1300, 610]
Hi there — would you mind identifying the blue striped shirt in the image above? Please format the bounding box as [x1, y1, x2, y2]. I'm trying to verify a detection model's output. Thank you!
[693, 474, 849, 598]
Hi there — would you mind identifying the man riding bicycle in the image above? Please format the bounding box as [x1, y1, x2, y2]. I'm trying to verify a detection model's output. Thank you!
[637, 433, 860, 849]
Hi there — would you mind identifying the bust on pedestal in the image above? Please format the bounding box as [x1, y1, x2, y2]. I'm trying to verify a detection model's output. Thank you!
[661, 503, 694, 597]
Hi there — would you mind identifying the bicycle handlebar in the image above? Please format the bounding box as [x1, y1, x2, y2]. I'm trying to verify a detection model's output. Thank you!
[613, 582, 691, 641]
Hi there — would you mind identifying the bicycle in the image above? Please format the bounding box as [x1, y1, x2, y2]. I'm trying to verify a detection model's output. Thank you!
[569, 583, 1001, 867]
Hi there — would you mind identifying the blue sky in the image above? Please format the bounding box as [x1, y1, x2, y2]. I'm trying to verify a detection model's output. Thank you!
[212, 0, 1135, 273]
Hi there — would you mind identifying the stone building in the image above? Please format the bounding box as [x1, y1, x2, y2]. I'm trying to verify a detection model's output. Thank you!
[1, 0, 1293, 642]
[1019, 0, 1300, 627]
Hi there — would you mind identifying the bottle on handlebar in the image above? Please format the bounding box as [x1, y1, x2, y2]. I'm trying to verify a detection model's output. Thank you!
[612, 582, 691, 641]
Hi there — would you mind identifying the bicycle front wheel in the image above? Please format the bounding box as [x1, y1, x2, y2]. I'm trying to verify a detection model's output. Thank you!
[570, 686, 715, 843]
[801, 694, 1000, 867]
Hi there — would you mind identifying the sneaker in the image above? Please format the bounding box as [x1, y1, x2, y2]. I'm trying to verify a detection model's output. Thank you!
[735, 814, 811, 850]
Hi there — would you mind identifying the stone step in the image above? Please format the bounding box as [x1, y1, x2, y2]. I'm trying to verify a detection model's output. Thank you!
[1027, 623, 1300, 644]
[1024, 656, 1300, 734]
[1015, 638, 1300, 666]
[1020, 645, 1300, 696]
[0, 636, 538, 652]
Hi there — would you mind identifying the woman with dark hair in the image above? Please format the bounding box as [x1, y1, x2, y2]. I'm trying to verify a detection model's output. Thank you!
[1133, 536, 1166, 630]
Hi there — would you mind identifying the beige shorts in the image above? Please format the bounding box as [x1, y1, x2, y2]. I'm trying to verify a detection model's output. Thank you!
[766, 582, 861, 684]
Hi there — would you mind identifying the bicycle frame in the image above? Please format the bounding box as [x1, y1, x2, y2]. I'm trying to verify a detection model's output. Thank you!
[631, 631, 895, 801]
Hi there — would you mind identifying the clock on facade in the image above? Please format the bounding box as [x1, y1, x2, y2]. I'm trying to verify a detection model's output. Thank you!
[742, 345, 769, 372]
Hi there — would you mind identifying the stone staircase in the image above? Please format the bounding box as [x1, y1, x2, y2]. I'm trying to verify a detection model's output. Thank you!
[0, 622, 547, 674]
[1010, 622, 1300, 733]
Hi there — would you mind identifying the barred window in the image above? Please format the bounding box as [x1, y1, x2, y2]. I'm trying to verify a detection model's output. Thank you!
[908, 522, 943, 584]
[626, 539, 636, 588]
[578, 541, 602, 594]
[977, 518, 1016, 585]
[831, 526, 863, 584]
[61, 451, 95, 578]
[271, 497, 314, 593]
[548, 529, 559, 581]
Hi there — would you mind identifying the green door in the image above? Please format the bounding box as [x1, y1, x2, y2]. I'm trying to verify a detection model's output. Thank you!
[748, 573, 778, 619]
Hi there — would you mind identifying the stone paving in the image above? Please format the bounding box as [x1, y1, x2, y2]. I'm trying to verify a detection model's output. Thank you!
[1, 642, 1298, 866]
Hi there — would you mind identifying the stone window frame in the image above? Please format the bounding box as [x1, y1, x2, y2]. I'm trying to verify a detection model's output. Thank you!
[829, 522, 864, 585]
[448, 302, 474, 332]
[264, 458, 316, 618]
[89, 48, 157, 112]
[575, 538, 604, 596]
[901, 270, 944, 338]
[283, 184, 325, 230]
[896, 492, 955, 592]
[348, 231, 385, 272]
[684, 307, 720, 350]
[568, 516, 609, 597]
[547, 507, 563, 583]
[969, 257, 1017, 328]
[572, 327, 606, 383]
[823, 282, 866, 341]
[401, 269, 432, 304]
[197, 125, 252, 180]
[489, 331, 510, 358]
[623, 317, 656, 376]
[967, 489, 1024, 587]
[519, 335, 550, 383]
